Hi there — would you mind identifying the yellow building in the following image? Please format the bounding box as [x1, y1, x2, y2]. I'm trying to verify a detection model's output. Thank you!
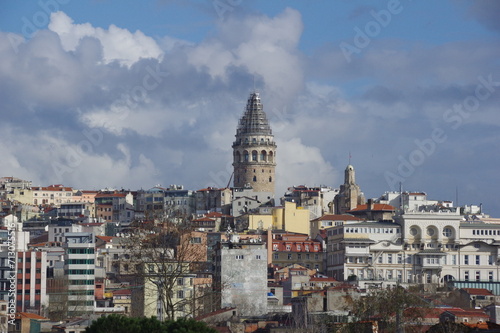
[273, 201, 310, 234]
[245, 201, 310, 234]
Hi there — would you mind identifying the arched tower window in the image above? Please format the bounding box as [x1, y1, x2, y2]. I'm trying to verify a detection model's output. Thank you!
[260, 150, 267, 161]
[252, 138, 257, 144]
[235, 151, 241, 162]
[268, 151, 274, 162]
[244, 151, 249, 162]
[252, 150, 258, 161]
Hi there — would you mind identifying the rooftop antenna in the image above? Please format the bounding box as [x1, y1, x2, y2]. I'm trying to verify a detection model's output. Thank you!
[253, 74, 256, 93]
[348, 151, 352, 165]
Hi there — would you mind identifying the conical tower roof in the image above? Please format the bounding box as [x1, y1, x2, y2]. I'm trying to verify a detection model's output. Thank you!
[236, 92, 273, 136]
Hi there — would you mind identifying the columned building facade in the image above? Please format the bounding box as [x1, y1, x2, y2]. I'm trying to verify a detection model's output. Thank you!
[232, 92, 276, 195]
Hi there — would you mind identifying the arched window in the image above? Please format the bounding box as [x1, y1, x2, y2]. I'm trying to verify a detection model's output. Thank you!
[252, 150, 258, 161]
[235, 151, 241, 162]
[253, 176, 257, 182]
[252, 138, 257, 144]
[260, 150, 267, 161]
[244, 151, 249, 161]
[268, 151, 274, 162]
[269, 176, 272, 182]
[260, 138, 264, 144]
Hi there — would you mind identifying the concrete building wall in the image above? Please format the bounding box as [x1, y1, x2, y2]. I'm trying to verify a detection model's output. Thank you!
[217, 241, 268, 316]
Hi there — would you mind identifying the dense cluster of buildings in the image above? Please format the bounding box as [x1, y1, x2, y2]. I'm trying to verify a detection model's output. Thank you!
[1, 93, 499, 332]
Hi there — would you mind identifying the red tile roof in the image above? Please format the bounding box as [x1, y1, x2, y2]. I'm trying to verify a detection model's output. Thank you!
[96, 236, 114, 243]
[462, 288, 494, 296]
[16, 312, 49, 320]
[313, 214, 362, 221]
[112, 289, 132, 295]
[348, 204, 395, 212]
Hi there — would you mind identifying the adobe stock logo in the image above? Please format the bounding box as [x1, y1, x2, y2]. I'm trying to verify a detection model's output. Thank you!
[384, 74, 500, 191]
[8, 0, 70, 53]
[339, 0, 409, 63]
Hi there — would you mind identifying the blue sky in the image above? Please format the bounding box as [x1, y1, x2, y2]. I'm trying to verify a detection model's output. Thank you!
[0, 0, 499, 215]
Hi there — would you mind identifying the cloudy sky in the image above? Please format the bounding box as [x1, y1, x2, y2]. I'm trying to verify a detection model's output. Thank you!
[0, 0, 499, 215]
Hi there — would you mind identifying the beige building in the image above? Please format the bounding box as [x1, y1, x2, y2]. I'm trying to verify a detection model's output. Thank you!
[32, 185, 74, 206]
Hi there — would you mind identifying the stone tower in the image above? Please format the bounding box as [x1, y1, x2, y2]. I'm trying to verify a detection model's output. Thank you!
[232, 92, 276, 194]
[334, 164, 365, 214]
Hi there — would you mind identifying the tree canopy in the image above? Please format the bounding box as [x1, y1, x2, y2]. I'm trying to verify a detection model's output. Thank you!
[84, 315, 218, 333]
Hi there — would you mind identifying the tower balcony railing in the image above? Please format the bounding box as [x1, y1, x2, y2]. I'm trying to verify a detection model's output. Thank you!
[233, 141, 277, 147]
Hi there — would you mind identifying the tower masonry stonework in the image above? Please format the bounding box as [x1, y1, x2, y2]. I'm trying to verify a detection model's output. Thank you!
[232, 92, 276, 194]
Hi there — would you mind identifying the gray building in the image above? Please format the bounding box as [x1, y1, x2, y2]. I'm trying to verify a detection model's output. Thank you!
[214, 234, 268, 316]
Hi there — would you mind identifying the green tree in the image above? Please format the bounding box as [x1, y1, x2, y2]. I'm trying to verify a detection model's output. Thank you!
[84, 315, 217, 333]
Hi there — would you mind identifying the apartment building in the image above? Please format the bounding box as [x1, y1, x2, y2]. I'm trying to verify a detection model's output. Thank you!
[269, 232, 324, 272]
[15, 251, 48, 314]
[64, 232, 96, 317]
[326, 206, 500, 290]
[281, 185, 339, 220]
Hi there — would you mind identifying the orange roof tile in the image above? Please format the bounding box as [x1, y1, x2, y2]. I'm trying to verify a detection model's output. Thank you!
[16, 312, 49, 320]
[96, 236, 114, 242]
[348, 204, 395, 212]
[462, 288, 494, 296]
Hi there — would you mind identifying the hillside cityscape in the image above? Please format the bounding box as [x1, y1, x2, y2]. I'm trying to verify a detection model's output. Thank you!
[1, 92, 500, 332]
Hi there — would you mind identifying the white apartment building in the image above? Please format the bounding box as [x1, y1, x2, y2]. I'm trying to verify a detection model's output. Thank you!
[326, 207, 500, 290]
[64, 232, 96, 317]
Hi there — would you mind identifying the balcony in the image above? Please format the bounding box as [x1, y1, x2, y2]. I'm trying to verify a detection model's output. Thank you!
[344, 247, 370, 256]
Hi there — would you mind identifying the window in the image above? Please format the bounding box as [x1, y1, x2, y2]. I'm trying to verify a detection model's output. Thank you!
[256, 255, 261, 260]
[191, 237, 202, 244]
[273, 253, 279, 260]
[489, 271, 494, 282]
[387, 254, 393, 264]
[235, 255, 244, 260]
[476, 255, 480, 265]
[476, 271, 481, 281]
[443, 227, 452, 237]
[288, 254, 292, 260]
[464, 255, 469, 265]
[397, 254, 403, 264]
[177, 290, 184, 299]
[464, 271, 469, 281]
[178, 278, 184, 286]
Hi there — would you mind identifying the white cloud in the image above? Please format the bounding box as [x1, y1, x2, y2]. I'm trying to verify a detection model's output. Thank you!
[276, 138, 337, 195]
[48, 11, 163, 66]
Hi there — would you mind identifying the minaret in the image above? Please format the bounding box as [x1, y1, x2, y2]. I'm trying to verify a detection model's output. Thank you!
[232, 92, 276, 194]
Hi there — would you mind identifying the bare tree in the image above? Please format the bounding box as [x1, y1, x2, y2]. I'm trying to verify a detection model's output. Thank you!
[124, 210, 218, 321]
[350, 285, 429, 333]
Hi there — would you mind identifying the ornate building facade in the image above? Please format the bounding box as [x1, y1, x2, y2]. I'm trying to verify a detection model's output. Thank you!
[232, 92, 276, 194]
